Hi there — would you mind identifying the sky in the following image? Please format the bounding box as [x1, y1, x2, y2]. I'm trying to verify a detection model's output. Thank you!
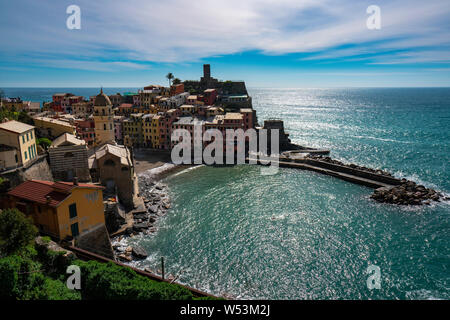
[0, 0, 449, 88]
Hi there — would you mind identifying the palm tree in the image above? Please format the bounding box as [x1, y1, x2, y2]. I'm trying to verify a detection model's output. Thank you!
[166, 73, 174, 87]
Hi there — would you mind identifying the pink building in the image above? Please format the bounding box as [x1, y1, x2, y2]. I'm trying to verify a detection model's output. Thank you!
[240, 108, 254, 131]
[75, 118, 95, 146]
[114, 116, 124, 143]
[202, 89, 217, 105]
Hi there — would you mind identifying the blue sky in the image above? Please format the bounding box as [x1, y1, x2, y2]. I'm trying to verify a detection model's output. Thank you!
[0, 0, 449, 87]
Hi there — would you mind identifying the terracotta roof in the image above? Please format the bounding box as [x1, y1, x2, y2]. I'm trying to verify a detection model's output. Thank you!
[8, 180, 103, 207]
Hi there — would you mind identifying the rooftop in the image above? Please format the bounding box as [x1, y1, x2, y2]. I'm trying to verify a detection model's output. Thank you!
[0, 120, 35, 134]
[90, 143, 132, 168]
[8, 180, 103, 207]
[50, 133, 86, 148]
[225, 113, 243, 120]
[94, 90, 112, 107]
[33, 116, 75, 128]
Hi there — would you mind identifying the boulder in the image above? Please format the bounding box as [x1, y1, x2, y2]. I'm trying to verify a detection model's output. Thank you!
[132, 246, 148, 259]
[133, 222, 150, 231]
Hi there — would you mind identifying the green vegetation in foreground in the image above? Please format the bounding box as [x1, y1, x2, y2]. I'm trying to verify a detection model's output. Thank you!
[0, 208, 218, 300]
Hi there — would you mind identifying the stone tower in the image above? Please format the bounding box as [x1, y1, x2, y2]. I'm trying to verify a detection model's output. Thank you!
[203, 64, 211, 80]
[93, 89, 115, 146]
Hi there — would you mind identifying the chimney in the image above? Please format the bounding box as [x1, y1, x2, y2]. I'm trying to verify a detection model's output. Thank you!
[73, 177, 79, 186]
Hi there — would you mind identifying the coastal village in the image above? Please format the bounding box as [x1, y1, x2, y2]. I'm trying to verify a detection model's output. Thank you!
[0, 64, 446, 270]
[0, 65, 293, 264]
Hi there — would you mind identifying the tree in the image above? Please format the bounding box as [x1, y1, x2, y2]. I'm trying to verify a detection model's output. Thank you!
[173, 78, 181, 85]
[37, 137, 52, 150]
[0, 208, 37, 256]
[166, 72, 174, 87]
[18, 111, 33, 125]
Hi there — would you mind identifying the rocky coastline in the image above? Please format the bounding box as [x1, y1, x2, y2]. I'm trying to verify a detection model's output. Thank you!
[111, 169, 174, 262]
[305, 154, 447, 205]
[371, 180, 447, 206]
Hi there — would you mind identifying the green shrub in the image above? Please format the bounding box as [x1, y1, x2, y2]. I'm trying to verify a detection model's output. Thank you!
[0, 208, 37, 256]
[76, 260, 194, 300]
[36, 137, 52, 150]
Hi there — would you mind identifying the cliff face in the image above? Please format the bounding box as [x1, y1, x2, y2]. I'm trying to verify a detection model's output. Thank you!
[1, 154, 53, 188]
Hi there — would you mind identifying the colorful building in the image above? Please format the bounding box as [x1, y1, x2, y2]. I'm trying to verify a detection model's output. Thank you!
[122, 113, 143, 146]
[114, 116, 125, 144]
[75, 118, 96, 146]
[33, 116, 76, 139]
[0, 120, 38, 167]
[93, 89, 115, 145]
[88, 143, 136, 209]
[7, 179, 105, 239]
[48, 133, 90, 182]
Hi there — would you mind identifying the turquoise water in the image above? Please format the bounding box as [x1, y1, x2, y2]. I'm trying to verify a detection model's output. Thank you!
[131, 88, 449, 299]
[5, 87, 450, 299]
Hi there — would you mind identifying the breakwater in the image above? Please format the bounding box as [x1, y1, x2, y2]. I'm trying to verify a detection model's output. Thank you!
[248, 153, 445, 205]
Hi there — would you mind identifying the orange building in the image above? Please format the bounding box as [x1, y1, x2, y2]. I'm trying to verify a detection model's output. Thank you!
[7, 179, 105, 240]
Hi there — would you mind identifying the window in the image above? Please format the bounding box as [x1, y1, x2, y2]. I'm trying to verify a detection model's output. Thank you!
[26, 133, 29, 141]
[22, 135, 25, 144]
[24, 151, 27, 160]
[69, 203, 77, 219]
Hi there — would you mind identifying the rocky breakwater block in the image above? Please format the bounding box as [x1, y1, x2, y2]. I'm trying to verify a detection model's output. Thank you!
[371, 181, 443, 205]
[133, 222, 150, 232]
[132, 245, 148, 259]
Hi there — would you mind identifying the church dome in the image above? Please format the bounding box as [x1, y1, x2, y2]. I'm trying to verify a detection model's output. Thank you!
[94, 89, 112, 106]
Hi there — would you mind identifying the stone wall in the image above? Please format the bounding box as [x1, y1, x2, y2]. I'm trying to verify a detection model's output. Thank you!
[75, 224, 115, 260]
[1, 154, 53, 188]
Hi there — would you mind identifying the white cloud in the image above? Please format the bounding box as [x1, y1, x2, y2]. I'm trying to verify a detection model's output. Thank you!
[1, 0, 449, 67]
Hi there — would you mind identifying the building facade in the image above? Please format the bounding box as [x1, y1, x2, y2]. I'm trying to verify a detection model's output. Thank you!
[7, 179, 105, 239]
[0, 120, 38, 167]
[93, 89, 115, 146]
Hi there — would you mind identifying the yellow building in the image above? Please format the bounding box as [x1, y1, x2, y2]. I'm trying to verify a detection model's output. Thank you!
[0, 120, 38, 167]
[142, 114, 153, 147]
[33, 116, 76, 139]
[8, 179, 105, 239]
[122, 113, 143, 146]
[151, 115, 160, 148]
[93, 89, 115, 145]
[1, 98, 24, 111]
